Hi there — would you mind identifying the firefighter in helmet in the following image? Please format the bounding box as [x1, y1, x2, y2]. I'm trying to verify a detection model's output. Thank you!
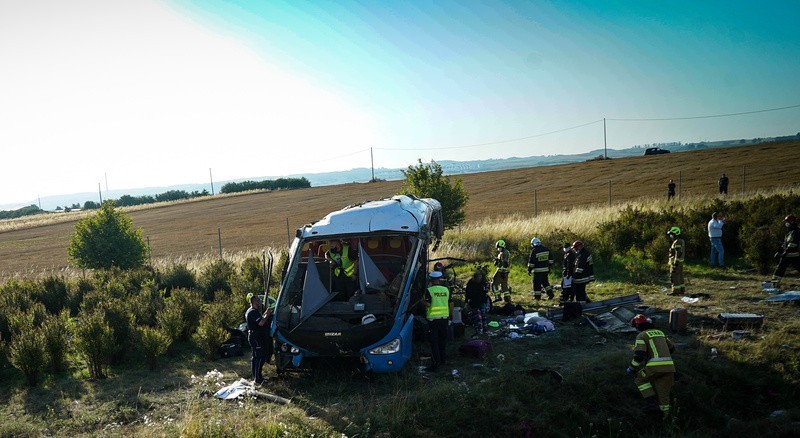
[493, 239, 511, 301]
[771, 214, 800, 288]
[527, 237, 554, 300]
[667, 227, 685, 295]
[570, 240, 594, 302]
[627, 314, 676, 418]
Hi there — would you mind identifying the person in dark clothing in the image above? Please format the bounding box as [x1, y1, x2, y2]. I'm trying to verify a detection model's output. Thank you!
[245, 294, 273, 385]
[527, 237, 554, 300]
[771, 214, 800, 287]
[465, 269, 490, 335]
[423, 271, 452, 372]
[560, 242, 575, 302]
[571, 241, 594, 302]
[718, 174, 729, 195]
[667, 179, 676, 200]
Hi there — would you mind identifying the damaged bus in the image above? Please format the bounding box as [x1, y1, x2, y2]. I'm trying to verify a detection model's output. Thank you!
[272, 195, 444, 373]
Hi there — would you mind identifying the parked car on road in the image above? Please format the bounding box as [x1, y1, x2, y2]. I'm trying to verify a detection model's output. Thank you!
[644, 147, 670, 155]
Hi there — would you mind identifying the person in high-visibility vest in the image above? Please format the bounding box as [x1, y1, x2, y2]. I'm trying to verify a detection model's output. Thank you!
[493, 240, 511, 300]
[325, 240, 359, 298]
[527, 237, 554, 300]
[627, 314, 676, 419]
[667, 227, 685, 295]
[423, 270, 453, 372]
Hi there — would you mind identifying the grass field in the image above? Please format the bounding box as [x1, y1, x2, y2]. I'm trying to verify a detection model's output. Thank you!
[1, 141, 799, 278]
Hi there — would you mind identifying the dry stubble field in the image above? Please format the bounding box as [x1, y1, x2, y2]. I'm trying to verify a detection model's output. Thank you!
[1, 141, 798, 276]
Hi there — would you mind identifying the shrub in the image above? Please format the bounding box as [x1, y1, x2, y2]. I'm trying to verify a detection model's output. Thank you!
[36, 276, 69, 314]
[7, 309, 47, 386]
[400, 160, 469, 229]
[159, 288, 203, 342]
[129, 280, 165, 327]
[68, 277, 95, 316]
[73, 310, 115, 379]
[138, 326, 171, 370]
[194, 302, 229, 360]
[199, 259, 235, 301]
[156, 303, 185, 344]
[68, 201, 149, 270]
[97, 300, 136, 364]
[160, 263, 196, 293]
[42, 310, 70, 373]
[741, 224, 779, 275]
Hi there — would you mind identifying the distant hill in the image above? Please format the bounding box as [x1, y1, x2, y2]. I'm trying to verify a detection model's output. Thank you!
[6, 132, 798, 211]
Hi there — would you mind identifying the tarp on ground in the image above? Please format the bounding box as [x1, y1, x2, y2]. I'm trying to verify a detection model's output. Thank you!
[760, 291, 800, 302]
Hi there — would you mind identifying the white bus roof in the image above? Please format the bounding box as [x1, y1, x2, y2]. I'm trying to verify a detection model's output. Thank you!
[300, 195, 441, 238]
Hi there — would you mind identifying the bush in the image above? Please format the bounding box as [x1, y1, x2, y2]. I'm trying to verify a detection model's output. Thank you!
[194, 303, 230, 360]
[400, 160, 469, 229]
[8, 310, 47, 386]
[129, 280, 165, 327]
[160, 263, 196, 293]
[97, 300, 136, 364]
[156, 304, 185, 345]
[36, 276, 69, 315]
[68, 277, 95, 316]
[68, 201, 149, 270]
[742, 224, 779, 275]
[73, 310, 115, 379]
[199, 259, 235, 301]
[42, 310, 70, 373]
[160, 289, 203, 342]
[138, 326, 171, 370]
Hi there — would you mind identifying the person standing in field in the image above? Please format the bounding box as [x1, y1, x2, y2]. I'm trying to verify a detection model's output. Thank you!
[527, 237, 554, 300]
[627, 314, 676, 419]
[465, 268, 490, 335]
[667, 179, 676, 201]
[245, 294, 273, 386]
[560, 242, 575, 302]
[492, 240, 511, 300]
[771, 214, 800, 288]
[423, 270, 453, 372]
[718, 173, 729, 195]
[570, 240, 594, 302]
[667, 227, 685, 295]
[707, 212, 726, 268]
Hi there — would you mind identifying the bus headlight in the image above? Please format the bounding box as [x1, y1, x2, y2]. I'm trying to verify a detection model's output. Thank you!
[369, 338, 400, 355]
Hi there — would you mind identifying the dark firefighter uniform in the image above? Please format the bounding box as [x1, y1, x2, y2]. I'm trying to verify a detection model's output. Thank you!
[669, 238, 685, 295]
[494, 247, 511, 298]
[528, 244, 554, 300]
[571, 248, 594, 302]
[561, 247, 576, 302]
[630, 329, 676, 417]
[771, 222, 800, 286]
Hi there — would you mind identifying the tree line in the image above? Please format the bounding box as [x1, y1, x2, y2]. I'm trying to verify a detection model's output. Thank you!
[219, 177, 311, 194]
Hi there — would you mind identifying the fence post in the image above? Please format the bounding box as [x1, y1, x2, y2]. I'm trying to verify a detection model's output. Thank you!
[286, 218, 291, 246]
[742, 165, 746, 194]
[147, 236, 152, 265]
[218, 227, 222, 258]
[534, 189, 538, 217]
[678, 171, 682, 199]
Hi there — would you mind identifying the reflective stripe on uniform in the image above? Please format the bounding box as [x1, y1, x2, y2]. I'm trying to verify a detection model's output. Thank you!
[638, 383, 652, 392]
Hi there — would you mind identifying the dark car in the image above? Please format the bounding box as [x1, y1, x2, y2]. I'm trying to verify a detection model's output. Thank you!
[644, 147, 670, 156]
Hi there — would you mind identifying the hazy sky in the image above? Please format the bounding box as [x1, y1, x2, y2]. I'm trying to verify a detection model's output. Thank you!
[2, 0, 799, 208]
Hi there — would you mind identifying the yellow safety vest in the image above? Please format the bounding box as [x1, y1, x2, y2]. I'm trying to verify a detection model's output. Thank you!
[328, 245, 355, 277]
[426, 285, 450, 320]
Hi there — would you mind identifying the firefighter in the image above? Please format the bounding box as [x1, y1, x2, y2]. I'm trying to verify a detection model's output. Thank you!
[493, 239, 511, 301]
[771, 214, 800, 287]
[560, 242, 575, 302]
[570, 240, 594, 302]
[527, 237, 554, 300]
[627, 314, 676, 419]
[667, 227, 685, 295]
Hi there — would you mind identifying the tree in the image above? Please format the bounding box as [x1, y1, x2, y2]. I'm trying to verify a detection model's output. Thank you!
[68, 201, 149, 270]
[400, 160, 469, 229]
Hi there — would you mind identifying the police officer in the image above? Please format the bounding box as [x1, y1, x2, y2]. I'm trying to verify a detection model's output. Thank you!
[424, 270, 452, 372]
[627, 314, 676, 418]
[667, 227, 685, 295]
[527, 237, 554, 300]
[771, 214, 800, 287]
[245, 294, 273, 385]
[325, 239, 359, 298]
[571, 241, 594, 302]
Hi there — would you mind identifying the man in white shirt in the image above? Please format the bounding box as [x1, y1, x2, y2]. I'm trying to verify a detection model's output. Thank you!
[707, 212, 726, 267]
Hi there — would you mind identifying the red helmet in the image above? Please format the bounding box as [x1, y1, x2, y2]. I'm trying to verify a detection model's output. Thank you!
[572, 240, 584, 250]
[631, 314, 652, 327]
[785, 214, 797, 223]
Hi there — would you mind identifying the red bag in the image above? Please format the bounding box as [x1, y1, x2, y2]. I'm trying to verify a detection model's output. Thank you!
[459, 339, 493, 358]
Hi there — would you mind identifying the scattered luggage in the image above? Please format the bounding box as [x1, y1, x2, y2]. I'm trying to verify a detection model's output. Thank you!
[459, 339, 493, 358]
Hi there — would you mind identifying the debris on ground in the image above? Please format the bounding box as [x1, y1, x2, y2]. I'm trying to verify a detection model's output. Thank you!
[213, 378, 291, 404]
[761, 291, 800, 302]
[718, 313, 765, 330]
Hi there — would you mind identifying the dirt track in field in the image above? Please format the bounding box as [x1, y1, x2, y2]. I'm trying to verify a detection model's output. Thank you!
[1, 141, 798, 275]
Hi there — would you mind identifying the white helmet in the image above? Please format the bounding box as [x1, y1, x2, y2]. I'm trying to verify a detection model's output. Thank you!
[531, 237, 541, 246]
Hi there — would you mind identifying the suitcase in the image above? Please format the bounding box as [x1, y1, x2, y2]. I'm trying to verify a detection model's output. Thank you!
[669, 308, 688, 333]
[562, 302, 583, 321]
[458, 339, 493, 358]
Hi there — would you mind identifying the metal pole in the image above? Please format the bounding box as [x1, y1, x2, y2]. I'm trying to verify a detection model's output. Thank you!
[286, 218, 291, 246]
[678, 171, 682, 199]
[105, 172, 109, 194]
[370, 147, 375, 182]
[608, 181, 611, 206]
[534, 189, 538, 217]
[147, 236, 152, 265]
[98, 183, 103, 204]
[209, 168, 215, 195]
[218, 227, 222, 258]
[603, 118, 607, 159]
[38, 195, 41, 210]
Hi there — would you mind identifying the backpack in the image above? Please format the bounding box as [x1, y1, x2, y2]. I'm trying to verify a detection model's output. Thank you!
[459, 339, 493, 358]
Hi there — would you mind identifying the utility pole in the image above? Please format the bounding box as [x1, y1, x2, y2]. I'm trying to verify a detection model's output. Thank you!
[286, 218, 291, 246]
[98, 183, 103, 204]
[603, 118, 607, 159]
[105, 172, 109, 194]
[370, 147, 375, 182]
[209, 168, 215, 195]
[38, 195, 41, 210]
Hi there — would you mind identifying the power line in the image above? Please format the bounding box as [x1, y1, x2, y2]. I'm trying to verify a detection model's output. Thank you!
[375, 119, 604, 151]
[607, 103, 800, 122]
[303, 147, 371, 165]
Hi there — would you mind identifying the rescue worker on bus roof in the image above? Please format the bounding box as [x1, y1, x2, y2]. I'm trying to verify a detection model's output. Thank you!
[667, 227, 685, 296]
[527, 237, 554, 300]
[771, 214, 800, 288]
[627, 314, 676, 419]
